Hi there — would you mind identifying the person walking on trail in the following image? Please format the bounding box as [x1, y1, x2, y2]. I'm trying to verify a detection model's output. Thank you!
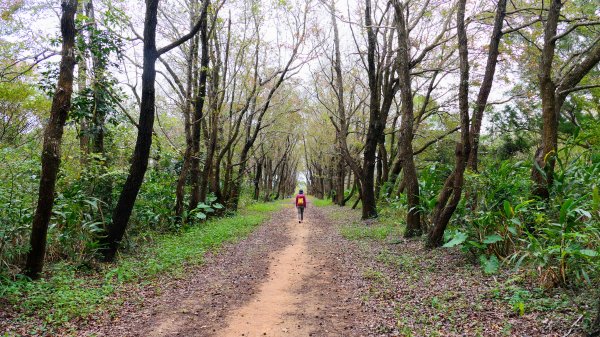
[295, 190, 307, 223]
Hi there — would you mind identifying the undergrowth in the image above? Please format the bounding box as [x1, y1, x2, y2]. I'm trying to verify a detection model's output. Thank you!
[0, 200, 283, 334]
[311, 197, 333, 207]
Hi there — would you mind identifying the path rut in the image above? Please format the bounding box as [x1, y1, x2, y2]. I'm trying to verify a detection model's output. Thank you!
[218, 216, 313, 336]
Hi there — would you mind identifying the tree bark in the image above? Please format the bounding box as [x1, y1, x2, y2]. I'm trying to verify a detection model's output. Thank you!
[175, 25, 198, 218]
[77, 1, 89, 166]
[189, 0, 210, 211]
[88, 0, 105, 157]
[100, 0, 160, 261]
[427, 0, 469, 247]
[199, 46, 220, 203]
[101, 0, 207, 261]
[467, 0, 507, 171]
[531, 0, 561, 199]
[532, 0, 600, 198]
[343, 178, 357, 204]
[335, 152, 345, 205]
[24, 0, 78, 279]
[393, 0, 421, 237]
[253, 158, 262, 200]
[360, 0, 382, 219]
[330, 0, 347, 207]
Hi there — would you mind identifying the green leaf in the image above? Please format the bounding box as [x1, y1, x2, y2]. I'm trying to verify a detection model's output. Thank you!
[212, 203, 224, 209]
[503, 200, 513, 218]
[581, 269, 591, 284]
[559, 198, 574, 224]
[443, 231, 468, 247]
[514, 200, 533, 212]
[579, 249, 598, 257]
[195, 212, 207, 220]
[593, 186, 600, 212]
[515, 301, 525, 316]
[507, 226, 518, 235]
[479, 255, 499, 275]
[483, 234, 503, 244]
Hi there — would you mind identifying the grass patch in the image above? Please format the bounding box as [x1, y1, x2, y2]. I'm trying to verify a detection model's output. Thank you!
[340, 222, 397, 241]
[375, 249, 418, 271]
[0, 200, 283, 332]
[245, 200, 286, 213]
[311, 197, 332, 207]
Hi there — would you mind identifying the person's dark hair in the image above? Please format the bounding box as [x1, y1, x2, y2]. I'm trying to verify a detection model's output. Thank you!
[299, 189, 304, 194]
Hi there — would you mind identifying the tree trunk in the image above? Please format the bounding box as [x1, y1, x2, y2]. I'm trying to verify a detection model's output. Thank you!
[375, 145, 383, 198]
[101, 0, 206, 261]
[24, 0, 78, 279]
[199, 47, 220, 203]
[531, 0, 561, 199]
[336, 154, 345, 205]
[427, 0, 469, 247]
[352, 180, 362, 210]
[253, 159, 262, 200]
[189, 0, 210, 211]
[529, 1, 600, 200]
[89, 0, 104, 157]
[360, 0, 382, 219]
[100, 0, 160, 261]
[77, 1, 89, 166]
[87, 0, 113, 211]
[467, 0, 507, 172]
[330, 0, 347, 207]
[343, 179, 357, 204]
[393, 0, 421, 237]
[175, 27, 198, 218]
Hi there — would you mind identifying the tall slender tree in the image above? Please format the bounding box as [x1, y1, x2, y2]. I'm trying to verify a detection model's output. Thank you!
[392, 0, 421, 237]
[24, 0, 79, 279]
[101, 0, 207, 261]
[531, 0, 600, 198]
[428, 0, 508, 247]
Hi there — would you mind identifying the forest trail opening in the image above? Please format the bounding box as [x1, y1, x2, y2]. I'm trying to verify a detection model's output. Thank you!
[217, 212, 315, 336]
[82, 203, 367, 336]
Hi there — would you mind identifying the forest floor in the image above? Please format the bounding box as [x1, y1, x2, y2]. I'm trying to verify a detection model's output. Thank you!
[3, 202, 594, 336]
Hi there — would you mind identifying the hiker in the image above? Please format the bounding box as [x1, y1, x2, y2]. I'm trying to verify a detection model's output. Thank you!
[295, 190, 307, 223]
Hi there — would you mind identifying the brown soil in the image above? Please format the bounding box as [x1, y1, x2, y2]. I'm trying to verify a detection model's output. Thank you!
[217, 215, 313, 336]
[6, 202, 591, 336]
[82, 204, 369, 337]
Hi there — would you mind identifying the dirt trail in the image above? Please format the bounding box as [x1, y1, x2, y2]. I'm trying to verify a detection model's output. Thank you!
[218, 217, 314, 336]
[82, 204, 369, 337]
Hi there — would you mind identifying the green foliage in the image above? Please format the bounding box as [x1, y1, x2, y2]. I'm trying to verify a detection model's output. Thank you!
[479, 254, 500, 275]
[438, 146, 600, 285]
[340, 222, 397, 241]
[245, 201, 283, 213]
[0, 143, 41, 273]
[0, 201, 280, 329]
[312, 197, 332, 207]
[184, 194, 224, 223]
[0, 80, 49, 145]
[417, 162, 452, 226]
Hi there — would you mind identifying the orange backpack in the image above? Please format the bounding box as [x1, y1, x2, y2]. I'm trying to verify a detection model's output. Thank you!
[297, 197, 304, 206]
